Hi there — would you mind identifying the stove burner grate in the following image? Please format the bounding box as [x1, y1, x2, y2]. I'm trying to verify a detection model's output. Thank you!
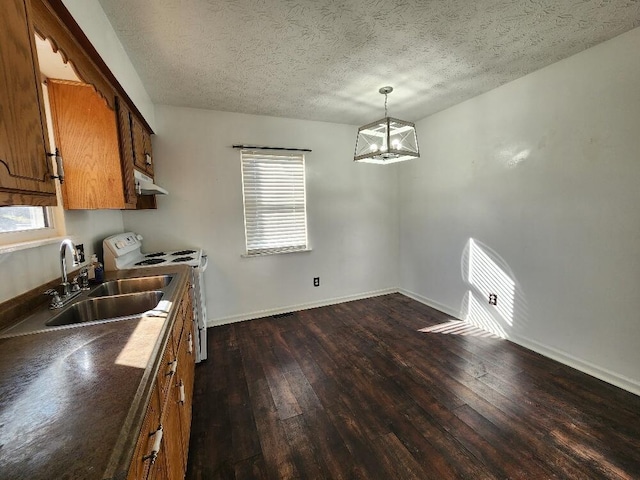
[135, 258, 166, 266]
[145, 252, 166, 258]
[172, 256, 194, 263]
[172, 250, 197, 256]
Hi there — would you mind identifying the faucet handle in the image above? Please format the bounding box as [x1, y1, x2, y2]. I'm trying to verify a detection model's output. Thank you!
[45, 289, 63, 309]
[74, 268, 90, 290]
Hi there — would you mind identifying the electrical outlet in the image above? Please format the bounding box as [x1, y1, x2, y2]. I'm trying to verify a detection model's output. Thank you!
[313, 277, 320, 287]
[489, 293, 497, 306]
[75, 243, 85, 263]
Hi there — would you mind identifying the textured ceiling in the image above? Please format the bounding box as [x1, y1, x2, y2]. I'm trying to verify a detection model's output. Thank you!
[97, 0, 640, 125]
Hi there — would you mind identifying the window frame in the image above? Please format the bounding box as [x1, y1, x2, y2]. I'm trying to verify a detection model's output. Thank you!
[240, 150, 310, 257]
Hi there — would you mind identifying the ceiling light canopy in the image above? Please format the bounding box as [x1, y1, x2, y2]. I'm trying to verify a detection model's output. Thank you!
[354, 86, 419, 165]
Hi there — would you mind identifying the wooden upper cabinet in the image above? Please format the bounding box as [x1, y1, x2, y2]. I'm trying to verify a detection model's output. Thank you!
[115, 98, 138, 208]
[116, 98, 157, 210]
[132, 115, 154, 176]
[47, 80, 130, 209]
[0, 0, 57, 207]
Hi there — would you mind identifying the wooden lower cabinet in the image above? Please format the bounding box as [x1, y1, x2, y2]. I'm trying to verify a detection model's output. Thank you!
[127, 287, 195, 480]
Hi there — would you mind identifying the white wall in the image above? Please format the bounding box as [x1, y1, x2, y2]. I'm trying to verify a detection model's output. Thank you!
[61, 0, 155, 127]
[0, 211, 123, 303]
[398, 27, 640, 393]
[123, 106, 398, 324]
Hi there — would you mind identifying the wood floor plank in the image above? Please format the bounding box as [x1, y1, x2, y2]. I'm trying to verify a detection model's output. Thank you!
[226, 348, 262, 463]
[300, 407, 357, 480]
[186, 294, 640, 480]
[245, 377, 299, 480]
[371, 432, 430, 480]
[281, 414, 329, 479]
[234, 454, 268, 480]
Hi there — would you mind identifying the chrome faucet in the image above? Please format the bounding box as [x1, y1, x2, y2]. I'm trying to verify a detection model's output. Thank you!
[60, 238, 80, 296]
[47, 239, 83, 309]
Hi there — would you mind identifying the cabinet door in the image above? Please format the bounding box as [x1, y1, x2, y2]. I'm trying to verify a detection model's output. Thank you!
[147, 442, 170, 480]
[0, 0, 56, 206]
[177, 327, 195, 463]
[115, 98, 138, 209]
[163, 384, 186, 480]
[132, 117, 153, 175]
[127, 386, 161, 480]
[47, 80, 126, 209]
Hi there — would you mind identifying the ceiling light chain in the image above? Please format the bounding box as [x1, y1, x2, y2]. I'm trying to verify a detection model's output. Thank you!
[384, 90, 389, 117]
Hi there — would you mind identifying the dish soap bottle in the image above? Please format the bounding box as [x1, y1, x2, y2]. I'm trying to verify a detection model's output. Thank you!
[89, 254, 104, 284]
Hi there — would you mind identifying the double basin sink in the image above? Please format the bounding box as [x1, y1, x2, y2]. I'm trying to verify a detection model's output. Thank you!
[0, 274, 175, 338]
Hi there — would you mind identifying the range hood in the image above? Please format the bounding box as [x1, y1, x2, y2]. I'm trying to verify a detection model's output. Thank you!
[134, 170, 168, 195]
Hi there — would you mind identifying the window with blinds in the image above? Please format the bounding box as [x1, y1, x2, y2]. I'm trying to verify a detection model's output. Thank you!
[241, 151, 308, 256]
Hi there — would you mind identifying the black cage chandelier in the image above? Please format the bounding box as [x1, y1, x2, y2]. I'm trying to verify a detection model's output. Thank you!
[354, 86, 420, 164]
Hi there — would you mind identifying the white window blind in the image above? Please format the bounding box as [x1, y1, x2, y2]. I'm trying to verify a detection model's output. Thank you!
[241, 151, 308, 256]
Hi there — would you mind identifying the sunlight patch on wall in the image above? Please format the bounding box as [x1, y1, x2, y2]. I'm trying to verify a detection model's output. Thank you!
[468, 238, 515, 325]
[465, 291, 507, 338]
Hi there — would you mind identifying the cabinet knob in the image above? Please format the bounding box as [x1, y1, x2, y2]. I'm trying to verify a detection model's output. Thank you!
[166, 359, 178, 376]
[47, 148, 65, 184]
[179, 381, 185, 405]
[187, 332, 193, 354]
[143, 425, 163, 464]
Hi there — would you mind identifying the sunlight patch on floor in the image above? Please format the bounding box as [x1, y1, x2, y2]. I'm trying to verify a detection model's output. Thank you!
[418, 319, 500, 338]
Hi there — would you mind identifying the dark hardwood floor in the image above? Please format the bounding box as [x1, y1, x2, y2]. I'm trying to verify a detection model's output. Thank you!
[185, 293, 640, 479]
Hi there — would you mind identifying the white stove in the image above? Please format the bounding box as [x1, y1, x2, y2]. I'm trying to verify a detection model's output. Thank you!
[103, 232, 208, 363]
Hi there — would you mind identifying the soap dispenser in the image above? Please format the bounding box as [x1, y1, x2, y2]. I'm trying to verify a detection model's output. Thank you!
[89, 254, 104, 284]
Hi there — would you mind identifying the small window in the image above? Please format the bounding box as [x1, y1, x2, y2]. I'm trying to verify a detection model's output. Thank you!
[0, 206, 49, 233]
[0, 205, 62, 249]
[241, 151, 308, 256]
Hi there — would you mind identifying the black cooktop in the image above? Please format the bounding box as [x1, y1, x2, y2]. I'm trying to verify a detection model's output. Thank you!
[135, 258, 166, 266]
[172, 256, 194, 263]
[172, 250, 196, 256]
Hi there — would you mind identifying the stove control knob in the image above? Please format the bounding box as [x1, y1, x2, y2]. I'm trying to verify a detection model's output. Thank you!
[136, 234, 143, 241]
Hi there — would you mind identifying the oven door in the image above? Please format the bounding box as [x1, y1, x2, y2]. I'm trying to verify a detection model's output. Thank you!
[190, 256, 208, 362]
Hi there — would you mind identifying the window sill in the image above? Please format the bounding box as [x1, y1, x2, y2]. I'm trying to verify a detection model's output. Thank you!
[0, 235, 75, 255]
[241, 248, 313, 258]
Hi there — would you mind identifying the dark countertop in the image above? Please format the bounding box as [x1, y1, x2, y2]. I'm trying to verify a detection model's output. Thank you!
[0, 265, 191, 480]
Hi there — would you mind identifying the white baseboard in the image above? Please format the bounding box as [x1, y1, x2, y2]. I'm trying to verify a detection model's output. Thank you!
[208, 288, 398, 327]
[398, 288, 640, 397]
[508, 333, 640, 397]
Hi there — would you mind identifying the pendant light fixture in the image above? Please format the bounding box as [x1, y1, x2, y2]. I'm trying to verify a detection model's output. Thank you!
[354, 86, 419, 164]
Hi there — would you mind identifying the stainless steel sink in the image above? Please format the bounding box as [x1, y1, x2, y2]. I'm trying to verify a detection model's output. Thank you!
[46, 291, 164, 327]
[0, 270, 182, 339]
[89, 275, 173, 297]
